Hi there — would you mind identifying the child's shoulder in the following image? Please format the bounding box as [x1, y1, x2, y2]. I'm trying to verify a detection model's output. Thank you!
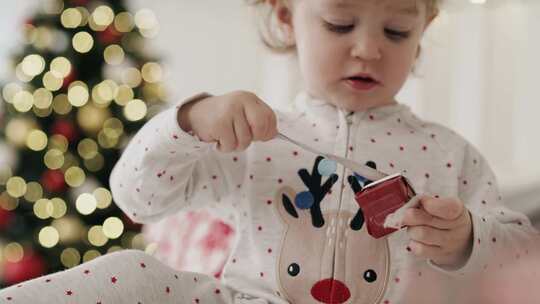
[399, 109, 471, 153]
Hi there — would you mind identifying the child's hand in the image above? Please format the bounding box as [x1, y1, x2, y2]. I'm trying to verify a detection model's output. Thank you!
[178, 91, 278, 152]
[401, 196, 474, 268]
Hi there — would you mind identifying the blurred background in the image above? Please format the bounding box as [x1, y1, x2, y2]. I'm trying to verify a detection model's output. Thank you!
[0, 0, 539, 292]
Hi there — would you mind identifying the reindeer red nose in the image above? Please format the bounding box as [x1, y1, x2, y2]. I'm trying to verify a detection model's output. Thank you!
[311, 278, 351, 304]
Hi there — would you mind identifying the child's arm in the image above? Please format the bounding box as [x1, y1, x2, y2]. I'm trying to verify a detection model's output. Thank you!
[424, 145, 540, 274]
[110, 91, 277, 223]
[401, 142, 538, 275]
[430, 144, 538, 275]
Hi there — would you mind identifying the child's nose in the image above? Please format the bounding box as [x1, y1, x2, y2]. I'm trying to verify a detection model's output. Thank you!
[351, 31, 382, 61]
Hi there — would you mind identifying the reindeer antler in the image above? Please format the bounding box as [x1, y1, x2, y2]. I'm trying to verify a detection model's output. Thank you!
[281, 156, 338, 228]
[348, 176, 364, 231]
[298, 156, 339, 227]
[347, 160, 378, 231]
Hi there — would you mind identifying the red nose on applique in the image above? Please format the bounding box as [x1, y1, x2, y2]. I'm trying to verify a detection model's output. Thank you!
[311, 278, 351, 304]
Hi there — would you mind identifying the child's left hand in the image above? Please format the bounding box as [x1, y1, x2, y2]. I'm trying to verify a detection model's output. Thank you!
[401, 196, 474, 268]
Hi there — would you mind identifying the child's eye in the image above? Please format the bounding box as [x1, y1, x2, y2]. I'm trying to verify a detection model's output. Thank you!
[384, 28, 410, 41]
[323, 21, 355, 34]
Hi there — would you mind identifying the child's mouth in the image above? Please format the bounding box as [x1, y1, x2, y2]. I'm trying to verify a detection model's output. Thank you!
[345, 76, 379, 91]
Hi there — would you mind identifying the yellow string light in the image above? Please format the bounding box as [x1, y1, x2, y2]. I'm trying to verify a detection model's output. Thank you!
[13, 90, 34, 112]
[61, 8, 83, 29]
[0, 166, 13, 186]
[114, 12, 134, 33]
[65, 166, 86, 188]
[33, 26, 54, 50]
[72, 31, 94, 53]
[88, 225, 108, 247]
[77, 138, 99, 160]
[76, 7, 91, 27]
[33, 88, 53, 109]
[26, 129, 48, 151]
[83, 250, 101, 262]
[41, 0, 64, 15]
[15, 63, 33, 82]
[2, 83, 22, 103]
[97, 130, 118, 149]
[103, 217, 124, 239]
[122, 67, 142, 88]
[124, 99, 147, 121]
[114, 85, 134, 106]
[141, 62, 163, 83]
[92, 5, 114, 27]
[48, 134, 69, 153]
[52, 94, 72, 115]
[6, 176, 27, 198]
[6, 118, 34, 147]
[34, 198, 53, 219]
[94, 187, 112, 209]
[44, 149, 65, 170]
[104, 45, 125, 65]
[103, 118, 124, 139]
[84, 153, 105, 172]
[134, 9, 157, 30]
[33, 105, 53, 118]
[21, 54, 46, 77]
[50, 56, 72, 78]
[42, 71, 63, 91]
[4, 243, 24, 263]
[77, 102, 111, 134]
[23, 182, 43, 203]
[60, 248, 81, 268]
[75, 193, 97, 215]
[68, 81, 89, 107]
[107, 246, 123, 253]
[39, 226, 60, 248]
[1, 191, 19, 211]
[50, 197, 67, 219]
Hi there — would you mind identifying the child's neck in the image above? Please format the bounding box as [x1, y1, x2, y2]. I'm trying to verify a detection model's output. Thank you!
[309, 92, 399, 114]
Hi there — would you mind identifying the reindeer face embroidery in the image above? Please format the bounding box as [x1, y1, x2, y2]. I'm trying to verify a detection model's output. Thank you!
[274, 157, 390, 304]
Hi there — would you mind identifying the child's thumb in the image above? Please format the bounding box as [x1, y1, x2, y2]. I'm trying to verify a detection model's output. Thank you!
[420, 196, 464, 220]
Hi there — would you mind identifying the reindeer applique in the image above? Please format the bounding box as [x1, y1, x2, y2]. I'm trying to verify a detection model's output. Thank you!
[274, 157, 390, 304]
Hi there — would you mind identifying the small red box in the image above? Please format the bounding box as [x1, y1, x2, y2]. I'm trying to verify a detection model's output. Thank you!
[354, 174, 415, 239]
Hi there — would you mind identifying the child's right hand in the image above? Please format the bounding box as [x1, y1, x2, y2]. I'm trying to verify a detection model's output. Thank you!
[178, 91, 278, 152]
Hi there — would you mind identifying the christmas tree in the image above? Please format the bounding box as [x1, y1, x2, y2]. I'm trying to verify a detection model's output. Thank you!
[0, 0, 165, 288]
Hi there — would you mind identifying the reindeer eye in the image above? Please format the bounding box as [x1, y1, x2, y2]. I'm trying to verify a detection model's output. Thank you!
[363, 269, 377, 283]
[287, 263, 300, 276]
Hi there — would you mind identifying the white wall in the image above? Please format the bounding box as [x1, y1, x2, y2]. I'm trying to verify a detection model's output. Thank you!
[411, 1, 540, 195]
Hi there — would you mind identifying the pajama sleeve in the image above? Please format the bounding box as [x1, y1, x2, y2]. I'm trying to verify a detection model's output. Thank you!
[428, 143, 539, 275]
[110, 93, 246, 224]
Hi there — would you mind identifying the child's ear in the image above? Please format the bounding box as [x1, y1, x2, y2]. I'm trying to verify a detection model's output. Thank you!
[423, 10, 439, 32]
[273, 1, 295, 45]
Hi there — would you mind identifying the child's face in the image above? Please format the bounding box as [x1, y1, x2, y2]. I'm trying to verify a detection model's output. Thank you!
[285, 0, 434, 111]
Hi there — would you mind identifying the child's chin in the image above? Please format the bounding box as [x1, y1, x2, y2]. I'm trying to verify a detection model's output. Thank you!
[334, 97, 377, 112]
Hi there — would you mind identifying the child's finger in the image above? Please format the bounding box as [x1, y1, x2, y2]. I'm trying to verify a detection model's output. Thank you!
[408, 240, 442, 259]
[401, 208, 455, 230]
[261, 108, 278, 141]
[245, 106, 267, 141]
[233, 110, 253, 151]
[244, 98, 276, 141]
[407, 225, 447, 247]
[216, 120, 237, 153]
[419, 196, 464, 221]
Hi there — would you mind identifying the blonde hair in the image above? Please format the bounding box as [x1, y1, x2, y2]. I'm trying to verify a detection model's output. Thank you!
[247, 0, 441, 53]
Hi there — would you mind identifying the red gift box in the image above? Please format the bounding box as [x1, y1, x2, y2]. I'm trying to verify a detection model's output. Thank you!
[354, 173, 415, 239]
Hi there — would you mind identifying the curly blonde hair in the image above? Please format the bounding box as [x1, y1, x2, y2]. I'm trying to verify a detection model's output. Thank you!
[247, 0, 441, 53]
